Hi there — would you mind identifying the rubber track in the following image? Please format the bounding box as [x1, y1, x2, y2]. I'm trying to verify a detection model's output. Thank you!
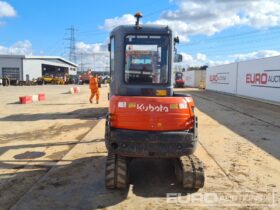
[105, 153, 128, 189]
[178, 155, 205, 189]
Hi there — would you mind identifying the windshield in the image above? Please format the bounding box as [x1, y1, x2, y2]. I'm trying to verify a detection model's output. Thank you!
[124, 35, 169, 84]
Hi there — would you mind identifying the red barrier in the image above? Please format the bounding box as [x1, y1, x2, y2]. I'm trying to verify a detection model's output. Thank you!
[71, 87, 80, 94]
[38, 93, 46, 101]
[19, 96, 32, 104]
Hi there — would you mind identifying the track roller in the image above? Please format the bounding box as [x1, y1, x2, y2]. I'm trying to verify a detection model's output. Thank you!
[105, 152, 129, 189]
[174, 155, 205, 190]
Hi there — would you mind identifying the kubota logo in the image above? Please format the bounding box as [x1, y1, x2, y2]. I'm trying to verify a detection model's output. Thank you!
[137, 104, 169, 112]
[246, 71, 280, 88]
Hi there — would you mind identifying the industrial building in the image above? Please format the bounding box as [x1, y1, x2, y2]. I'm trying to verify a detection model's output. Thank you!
[0, 55, 78, 82]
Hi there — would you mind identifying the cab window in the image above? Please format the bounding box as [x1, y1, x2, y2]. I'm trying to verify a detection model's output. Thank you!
[124, 35, 169, 84]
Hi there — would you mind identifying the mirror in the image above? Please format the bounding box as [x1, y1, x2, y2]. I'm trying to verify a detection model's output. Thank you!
[174, 36, 180, 44]
[108, 43, 111, 52]
[174, 53, 183, 63]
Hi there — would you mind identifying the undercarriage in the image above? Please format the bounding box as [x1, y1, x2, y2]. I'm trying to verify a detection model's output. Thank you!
[105, 152, 205, 190]
[105, 118, 205, 190]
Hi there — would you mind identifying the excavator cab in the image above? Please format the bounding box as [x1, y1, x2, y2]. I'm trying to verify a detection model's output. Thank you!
[105, 13, 205, 190]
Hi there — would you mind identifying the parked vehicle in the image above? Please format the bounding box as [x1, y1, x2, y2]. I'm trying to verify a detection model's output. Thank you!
[175, 72, 185, 88]
[37, 76, 65, 85]
[104, 13, 205, 190]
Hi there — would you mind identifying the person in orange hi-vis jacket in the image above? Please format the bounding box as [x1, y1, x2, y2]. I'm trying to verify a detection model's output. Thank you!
[89, 74, 100, 104]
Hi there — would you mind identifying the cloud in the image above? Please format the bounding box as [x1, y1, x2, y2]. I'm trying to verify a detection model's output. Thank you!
[0, 1, 16, 27]
[179, 52, 229, 67]
[179, 50, 280, 67]
[100, 14, 135, 31]
[160, 0, 280, 32]
[0, 40, 33, 55]
[157, 0, 280, 41]
[100, 0, 280, 42]
[74, 41, 223, 70]
[73, 40, 280, 70]
[180, 52, 210, 66]
[207, 59, 231, 67]
[76, 42, 107, 54]
[75, 42, 109, 71]
[231, 50, 280, 62]
[196, 53, 207, 62]
[0, 1, 16, 18]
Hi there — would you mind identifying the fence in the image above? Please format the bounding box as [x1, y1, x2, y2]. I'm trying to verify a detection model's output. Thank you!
[206, 56, 280, 104]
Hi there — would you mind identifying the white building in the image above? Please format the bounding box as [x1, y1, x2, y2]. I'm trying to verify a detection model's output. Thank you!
[0, 55, 77, 81]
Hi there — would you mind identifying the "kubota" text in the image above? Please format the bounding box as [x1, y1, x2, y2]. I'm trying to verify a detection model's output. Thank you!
[136, 104, 169, 112]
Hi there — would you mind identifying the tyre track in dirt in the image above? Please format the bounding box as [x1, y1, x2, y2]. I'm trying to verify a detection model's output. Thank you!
[190, 91, 280, 129]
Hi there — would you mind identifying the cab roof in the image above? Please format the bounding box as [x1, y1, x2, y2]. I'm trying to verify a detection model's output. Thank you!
[110, 24, 172, 36]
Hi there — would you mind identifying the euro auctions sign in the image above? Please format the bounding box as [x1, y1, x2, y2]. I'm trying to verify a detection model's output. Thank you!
[238, 57, 280, 103]
[207, 57, 280, 103]
[246, 70, 280, 89]
[209, 72, 229, 84]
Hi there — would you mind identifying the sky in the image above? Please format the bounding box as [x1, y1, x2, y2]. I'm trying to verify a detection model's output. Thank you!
[1, 0, 280, 70]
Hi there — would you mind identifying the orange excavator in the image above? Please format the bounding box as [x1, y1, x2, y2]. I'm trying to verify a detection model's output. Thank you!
[105, 13, 205, 189]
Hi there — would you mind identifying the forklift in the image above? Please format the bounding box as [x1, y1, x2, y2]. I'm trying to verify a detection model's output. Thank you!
[105, 13, 205, 190]
[175, 72, 185, 88]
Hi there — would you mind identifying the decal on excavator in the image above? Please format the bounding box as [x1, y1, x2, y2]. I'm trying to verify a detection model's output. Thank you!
[136, 104, 169, 112]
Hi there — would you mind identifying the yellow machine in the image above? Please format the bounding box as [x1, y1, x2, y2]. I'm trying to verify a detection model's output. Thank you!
[37, 76, 65, 85]
[52, 77, 65, 85]
[199, 80, 206, 89]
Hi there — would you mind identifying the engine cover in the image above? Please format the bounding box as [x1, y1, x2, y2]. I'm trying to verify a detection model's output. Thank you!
[109, 96, 195, 131]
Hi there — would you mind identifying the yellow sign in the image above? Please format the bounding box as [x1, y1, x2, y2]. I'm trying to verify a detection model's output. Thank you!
[156, 90, 167, 96]
[170, 104, 178, 109]
[128, 102, 136, 108]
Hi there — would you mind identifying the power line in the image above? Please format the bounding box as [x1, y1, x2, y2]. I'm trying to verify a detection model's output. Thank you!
[181, 35, 280, 55]
[181, 27, 280, 47]
[78, 30, 108, 37]
[178, 28, 280, 57]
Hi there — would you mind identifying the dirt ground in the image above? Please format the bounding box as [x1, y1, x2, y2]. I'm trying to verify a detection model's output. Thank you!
[0, 85, 279, 210]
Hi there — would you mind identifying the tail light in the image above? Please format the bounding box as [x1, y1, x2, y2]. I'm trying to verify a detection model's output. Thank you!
[179, 103, 188, 109]
[109, 113, 117, 122]
[170, 103, 188, 110]
[185, 117, 194, 130]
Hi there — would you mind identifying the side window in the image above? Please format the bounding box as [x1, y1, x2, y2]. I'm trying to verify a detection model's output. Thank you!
[110, 37, 115, 76]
